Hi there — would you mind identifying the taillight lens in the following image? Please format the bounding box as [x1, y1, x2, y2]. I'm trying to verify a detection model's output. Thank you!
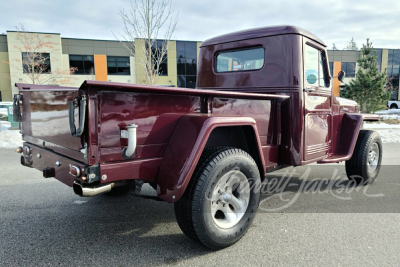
[23, 146, 30, 155]
[69, 165, 81, 177]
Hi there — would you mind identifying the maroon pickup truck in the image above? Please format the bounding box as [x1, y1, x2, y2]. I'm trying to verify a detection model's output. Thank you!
[13, 25, 382, 249]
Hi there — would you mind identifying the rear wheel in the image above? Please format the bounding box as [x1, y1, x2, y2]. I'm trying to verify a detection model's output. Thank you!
[390, 103, 398, 109]
[174, 147, 261, 249]
[345, 130, 382, 185]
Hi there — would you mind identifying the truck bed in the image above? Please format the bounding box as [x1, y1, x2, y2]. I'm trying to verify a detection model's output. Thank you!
[15, 81, 289, 188]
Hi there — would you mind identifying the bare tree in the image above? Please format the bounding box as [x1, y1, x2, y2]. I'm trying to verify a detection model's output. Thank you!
[332, 43, 337, 50]
[116, 0, 178, 85]
[3, 25, 76, 85]
[344, 37, 358, 51]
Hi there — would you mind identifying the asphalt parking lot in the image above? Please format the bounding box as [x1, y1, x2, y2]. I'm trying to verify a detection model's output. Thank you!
[0, 144, 399, 266]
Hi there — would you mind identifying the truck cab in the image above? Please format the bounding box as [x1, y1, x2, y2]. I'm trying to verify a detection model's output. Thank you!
[197, 25, 377, 166]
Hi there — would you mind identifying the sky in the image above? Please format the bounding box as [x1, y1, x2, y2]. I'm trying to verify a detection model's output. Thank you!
[1, 0, 400, 50]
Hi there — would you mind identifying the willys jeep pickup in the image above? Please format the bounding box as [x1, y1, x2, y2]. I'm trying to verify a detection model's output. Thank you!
[13, 25, 382, 249]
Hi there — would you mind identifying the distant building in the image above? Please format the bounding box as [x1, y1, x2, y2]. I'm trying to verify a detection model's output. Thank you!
[327, 49, 399, 98]
[0, 30, 398, 101]
[0, 31, 201, 101]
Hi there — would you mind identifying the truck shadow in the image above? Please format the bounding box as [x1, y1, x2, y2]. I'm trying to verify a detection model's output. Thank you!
[50, 165, 377, 265]
[4, 162, 393, 266]
[258, 165, 385, 213]
[58, 192, 212, 266]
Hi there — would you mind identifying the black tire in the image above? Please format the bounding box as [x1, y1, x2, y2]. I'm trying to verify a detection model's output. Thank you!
[174, 147, 261, 250]
[105, 181, 133, 196]
[390, 103, 398, 109]
[345, 130, 382, 185]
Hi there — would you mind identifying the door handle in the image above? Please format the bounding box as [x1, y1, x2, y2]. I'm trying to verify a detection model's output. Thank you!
[304, 88, 315, 92]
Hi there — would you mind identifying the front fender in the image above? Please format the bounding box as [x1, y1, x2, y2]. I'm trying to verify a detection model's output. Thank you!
[319, 113, 377, 163]
[157, 114, 265, 202]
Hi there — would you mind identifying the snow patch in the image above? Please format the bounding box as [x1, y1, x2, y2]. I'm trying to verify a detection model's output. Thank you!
[364, 122, 400, 129]
[1, 121, 11, 132]
[366, 129, 400, 143]
[0, 122, 23, 149]
[379, 114, 400, 121]
[375, 109, 400, 115]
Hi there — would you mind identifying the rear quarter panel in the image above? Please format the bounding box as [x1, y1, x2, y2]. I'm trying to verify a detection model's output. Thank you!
[96, 91, 201, 162]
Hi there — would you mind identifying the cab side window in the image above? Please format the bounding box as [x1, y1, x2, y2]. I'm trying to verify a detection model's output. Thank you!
[318, 51, 328, 87]
[304, 44, 329, 88]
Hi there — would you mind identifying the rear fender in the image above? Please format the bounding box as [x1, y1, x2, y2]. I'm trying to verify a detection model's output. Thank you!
[157, 114, 265, 202]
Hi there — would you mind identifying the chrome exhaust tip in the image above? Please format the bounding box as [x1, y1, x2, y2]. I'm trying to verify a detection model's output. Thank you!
[73, 181, 114, 197]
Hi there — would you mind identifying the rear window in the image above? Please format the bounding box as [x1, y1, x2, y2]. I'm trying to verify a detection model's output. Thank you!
[216, 47, 264, 73]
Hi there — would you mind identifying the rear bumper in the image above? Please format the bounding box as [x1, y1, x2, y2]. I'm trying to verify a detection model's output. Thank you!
[20, 142, 163, 187]
[21, 142, 87, 187]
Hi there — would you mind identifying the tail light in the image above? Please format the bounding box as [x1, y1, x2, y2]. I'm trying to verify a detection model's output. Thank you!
[23, 146, 31, 155]
[69, 164, 81, 177]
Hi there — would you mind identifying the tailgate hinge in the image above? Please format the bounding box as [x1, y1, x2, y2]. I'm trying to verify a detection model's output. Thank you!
[68, 95, 86, 137]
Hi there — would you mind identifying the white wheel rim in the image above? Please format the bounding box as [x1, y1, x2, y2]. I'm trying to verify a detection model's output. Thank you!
[367, 142, 379, 174]
[210, 169, 250, 229]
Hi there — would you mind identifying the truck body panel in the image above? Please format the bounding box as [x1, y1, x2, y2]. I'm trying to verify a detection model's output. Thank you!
[15, 81, 288, 202]
[156, 114, 267, 202]
[14, 25, 379, 203]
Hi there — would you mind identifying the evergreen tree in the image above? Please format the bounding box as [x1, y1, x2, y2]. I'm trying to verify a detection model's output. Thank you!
[341, 39, 391, 113]
[332, 43, 337, 50]
[344, 37, 358, 50]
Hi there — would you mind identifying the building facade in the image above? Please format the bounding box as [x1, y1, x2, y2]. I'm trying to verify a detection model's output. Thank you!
[0, 30, 398, 101]
[328, 48, 399, 99]
[0, 31, 201, 101]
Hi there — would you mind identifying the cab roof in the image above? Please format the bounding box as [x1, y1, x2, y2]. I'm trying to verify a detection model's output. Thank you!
[200, 25, 326, 47]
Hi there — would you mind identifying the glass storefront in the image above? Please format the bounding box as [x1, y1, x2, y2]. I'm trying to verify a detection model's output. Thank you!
[176, 41, 197, 88]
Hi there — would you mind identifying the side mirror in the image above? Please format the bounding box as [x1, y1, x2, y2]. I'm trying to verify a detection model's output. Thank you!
[337, 70, 345, 82]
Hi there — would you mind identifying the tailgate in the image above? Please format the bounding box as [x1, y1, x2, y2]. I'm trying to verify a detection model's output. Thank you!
[14, 83, 83, 154]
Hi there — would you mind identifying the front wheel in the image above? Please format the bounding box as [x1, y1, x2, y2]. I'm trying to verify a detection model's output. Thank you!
[174, 147, 261, 250]
[345, 130, 382, 185]
[390, 103, 398, 109]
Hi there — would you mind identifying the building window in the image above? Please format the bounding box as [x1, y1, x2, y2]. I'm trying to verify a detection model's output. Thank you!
[69, 55, 95, 75]
[388, 49, 400, 66]
[387, 49, 400, 78]
[150, 40, 168, 76]
[22, 52, 51, 73]
[387, 49, 400, 90]
[373, 49, 382, 73]
[107, 56, 130, 75]
[176, 41, 197, 88]
[341, 62, 356, 78]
